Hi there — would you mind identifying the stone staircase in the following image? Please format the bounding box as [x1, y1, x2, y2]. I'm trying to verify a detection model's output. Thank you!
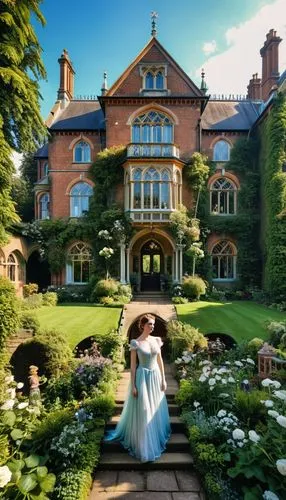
[89, 365, 204, 499]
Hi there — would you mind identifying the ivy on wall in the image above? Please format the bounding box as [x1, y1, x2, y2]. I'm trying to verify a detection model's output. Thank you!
[259, 92, 286, 300]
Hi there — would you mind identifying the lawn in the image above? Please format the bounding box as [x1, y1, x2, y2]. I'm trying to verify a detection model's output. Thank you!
[176, 301, 286, 344]
[35, 304, 122, 348]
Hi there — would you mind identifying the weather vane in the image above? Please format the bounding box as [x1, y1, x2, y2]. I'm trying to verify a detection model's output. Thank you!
[151, 11, 158, 37]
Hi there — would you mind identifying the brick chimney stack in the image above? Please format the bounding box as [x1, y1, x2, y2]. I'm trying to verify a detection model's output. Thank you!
[57, 49, 75, 102]
[247, 73, 262, 100]
[260, 29, 282, 101]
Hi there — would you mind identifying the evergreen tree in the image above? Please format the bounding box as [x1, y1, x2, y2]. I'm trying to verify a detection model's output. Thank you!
[0, 0, 46, 243]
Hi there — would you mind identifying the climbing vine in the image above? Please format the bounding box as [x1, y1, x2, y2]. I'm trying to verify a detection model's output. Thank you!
[259, 92, 286, 300]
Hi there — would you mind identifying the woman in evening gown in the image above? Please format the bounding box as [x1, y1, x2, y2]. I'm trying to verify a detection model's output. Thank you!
[105, 314, 171, 462]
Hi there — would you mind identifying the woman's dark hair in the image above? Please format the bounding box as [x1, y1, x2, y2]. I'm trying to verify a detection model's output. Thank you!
[138, 314, 155, 332]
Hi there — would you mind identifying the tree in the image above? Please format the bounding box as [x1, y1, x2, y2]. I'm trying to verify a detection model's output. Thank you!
[0, 0, 47, 243]
[10, 152, 38, 221]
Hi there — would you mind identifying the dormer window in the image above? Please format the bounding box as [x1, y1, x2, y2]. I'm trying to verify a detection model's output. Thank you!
[139, 64, 168, 93]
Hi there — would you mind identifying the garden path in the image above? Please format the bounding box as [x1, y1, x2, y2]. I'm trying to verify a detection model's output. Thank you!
[89, 364, 205, 500]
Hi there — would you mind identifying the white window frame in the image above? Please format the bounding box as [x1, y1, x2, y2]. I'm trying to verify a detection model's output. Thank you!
[210, 177, 237, 215]
[74, 141, 91, 163]
[66, 242, 93, 284]
[131, 110, 174, 144]
[70, 182, 93, 218]
[211, 240, 237, 281]
[39, 193, 50, 220]
[213, 140, 231, 162]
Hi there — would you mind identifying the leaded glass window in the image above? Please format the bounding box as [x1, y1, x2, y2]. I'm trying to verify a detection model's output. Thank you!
[211, 240, 236, 280]
[213, 140, 230, 162]
[210, 177, 237, 215]
[132, 167, 171, 210]
[39, 193, 50, 220]
[74, 141, 91, 163]
[70, 182, 93, 217]
[66, 243, 93, 284]
[132, 111, 173, 144]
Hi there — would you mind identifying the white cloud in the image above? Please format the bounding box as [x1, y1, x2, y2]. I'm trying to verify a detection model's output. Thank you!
[202, 40, 217, 56]
[195, 0, 286, 96]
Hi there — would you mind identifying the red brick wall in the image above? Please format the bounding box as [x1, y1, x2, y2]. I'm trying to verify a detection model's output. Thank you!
[201, 132, 247, 161]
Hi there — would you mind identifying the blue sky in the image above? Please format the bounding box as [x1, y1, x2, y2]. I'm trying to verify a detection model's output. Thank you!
[34, 0, 285, 119]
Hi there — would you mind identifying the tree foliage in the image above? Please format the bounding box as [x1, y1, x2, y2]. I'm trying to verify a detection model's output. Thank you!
[0, 0, 46, 242]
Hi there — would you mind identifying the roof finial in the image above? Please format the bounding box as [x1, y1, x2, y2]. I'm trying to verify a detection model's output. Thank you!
[151, 11, 158, 37]
[200, 68, 208, 95]
[101, 71, 108, 96]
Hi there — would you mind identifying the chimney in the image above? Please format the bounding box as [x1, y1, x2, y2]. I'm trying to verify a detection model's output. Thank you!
[247, 73, 261, 100]
[57, 49, 75, 102]
[260, 29, 282, 101]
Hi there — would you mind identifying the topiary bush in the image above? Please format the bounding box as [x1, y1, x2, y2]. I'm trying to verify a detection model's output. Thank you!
[182, 276, 206, 300]
[0, 276, 20, 350]
[42, 291, 58, 306]
[92, 279, 119, 301]
[20, 310, 40, 334]
[167, 320, 208, 360]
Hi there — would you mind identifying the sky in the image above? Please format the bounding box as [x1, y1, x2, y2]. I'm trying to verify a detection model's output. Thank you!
[32, 0, 285, 120]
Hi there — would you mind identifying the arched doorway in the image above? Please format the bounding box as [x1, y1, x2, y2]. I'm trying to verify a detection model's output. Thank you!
[26, 251, 51, 291]
[128, 313, 168, 358]
[141, 240, 163, 291]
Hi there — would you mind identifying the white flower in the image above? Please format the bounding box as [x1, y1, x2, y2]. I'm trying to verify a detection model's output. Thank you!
[221, 379, 227, 384]
[199, 360, 211, 366]
[219, 393, 230, 398]
[268, 410, 279, 418]
[228, 377, 235, 383]
[215, 375, 222, 381]
[276, 459, 286, 476]
[217, 409, 227, 418]
[246, 358, 255, 365]
[276, 416, 286, 428]
[0, 465, 12, 487]
[202, 365, 211, 374]
[208, 378, 216, 386]
[224, 361, 231, 365]
[193, 401, 200, 408]
[263, 491, 280, 500]
[262, 378, 273, 387]
[272, 381, 281, 389]
[248, 430, 260, 443]
[175, 359, 182, 364]
[4, 375, 14, 384]
[232, 429, 245, 440]
[273, 390, 286, 401]
[6, 388, 16, 399]
[0, 399, 15, 410]
[237, 441, 244, 447]
[264, 400, 274, 408]
[17, 382, 24, 389]
[212, 368, 218, 374]
[17, 402, 29, 410]
[242, 379, 249, 385]
[234, 361, 243, 367]
[199, 375, 207, 383]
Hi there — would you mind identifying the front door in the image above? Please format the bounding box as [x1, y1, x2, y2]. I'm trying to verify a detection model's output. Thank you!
[141, 240, 162, 291]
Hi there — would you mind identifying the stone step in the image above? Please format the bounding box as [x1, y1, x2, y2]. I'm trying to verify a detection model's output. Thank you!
[106, 416, 184, 433]
[115, 393, 176, 405]
[113, 402, 179, 416]
[102, 433, 190, 454]
[98, 452, 193, 471]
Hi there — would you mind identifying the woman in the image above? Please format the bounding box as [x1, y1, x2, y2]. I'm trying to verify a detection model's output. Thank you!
[106, 314, 171, 462]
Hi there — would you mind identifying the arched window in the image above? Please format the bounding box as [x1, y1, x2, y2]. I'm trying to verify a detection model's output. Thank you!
[74, 141, 91, 163]
[211, 240, 236, 280]
[7, 254, 16, 282]
[143, 69, 165, 90]
[66, 243, 92, 284]
[132, 111, 173, 144]
[210, 177, 237, 215]
[132, 167, 170, 210]
[43, 162, 49, 177]
[145, 72, 154, 89]
[39, 193, 50, 220]
[213, 140, 230, 162]
[70, 182, 93, 217]
[156, 71, 164, 89]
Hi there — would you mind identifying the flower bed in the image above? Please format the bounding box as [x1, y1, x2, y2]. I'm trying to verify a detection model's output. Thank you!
[175, 342, 286, 499]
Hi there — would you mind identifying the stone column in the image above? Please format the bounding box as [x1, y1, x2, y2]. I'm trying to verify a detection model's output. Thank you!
[174, 249, 179, 283]
[119, 243, 126, 284]
[177, 244, 185, 284]
[126, 248, 130, 283]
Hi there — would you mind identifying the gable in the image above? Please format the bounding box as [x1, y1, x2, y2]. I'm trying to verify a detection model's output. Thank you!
[107, 37, 202, 98]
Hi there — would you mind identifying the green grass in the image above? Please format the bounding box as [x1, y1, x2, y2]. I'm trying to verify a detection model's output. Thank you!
[176, 301, 286, 344]
[35, 304, 122, 348]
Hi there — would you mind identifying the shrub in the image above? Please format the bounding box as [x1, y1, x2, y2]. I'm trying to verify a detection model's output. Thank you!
[113, 294, 131, 304]
[22, 292, 43, 309]
[267, 321, 286, 347]
[84, 393, 115, 422]
[48, 285, 89, 303]
[234, 389, 268, 427]
[20, 310, 40, 334]
[167, 320, 208, 360]
[99, 296, 114, 305]
[172, 296, 189, 304]
[91, 279, 119, 302]
[0, 276, 20, 350]
[22, 283, 38, 297]
[182, 276, 206, 300]
[117, 283, 132, 299]
[32, 408, 74, 451]
[247, 337, 264, 358]
[42, 291, 58, 306]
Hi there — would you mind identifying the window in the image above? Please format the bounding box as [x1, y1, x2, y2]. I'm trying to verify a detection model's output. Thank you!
[143, 69, 165, 90]
[7, 254, 16, 282]
[70, 182, 93, 217]
[132, 111, 173, 144]
[74, 141, 91, 163]
[132, 167, 170, 210]
[211, 240, 236, 280]
[213, 140, 230, 162]
[39, 193, 50, 220]
[210, 177, 237, 215]
[43, 162, 49, 177]
[66, 243, 92, 284]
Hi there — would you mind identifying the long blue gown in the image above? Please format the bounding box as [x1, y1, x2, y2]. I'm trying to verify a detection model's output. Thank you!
[105, 336, 171, 462]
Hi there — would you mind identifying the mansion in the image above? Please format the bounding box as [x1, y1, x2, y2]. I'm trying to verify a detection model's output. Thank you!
[1, 26, 285, 294]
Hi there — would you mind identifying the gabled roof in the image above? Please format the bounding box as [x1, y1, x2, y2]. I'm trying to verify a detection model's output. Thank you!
[50, 101, 105, 131]
[201, 100, 261, 131]
[106, 37, 203, 98]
